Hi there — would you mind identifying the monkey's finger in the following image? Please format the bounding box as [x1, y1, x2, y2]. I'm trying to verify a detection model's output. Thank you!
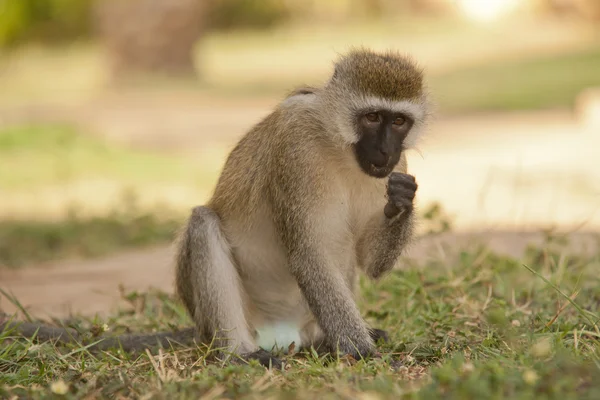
[389, 172, 416, 183]
[388, 183, 416, 194]
[393, 182, 418, 193]
[391, 197, 414, 210]
[388, 187, 416, 201]
[384, 202, 400, 218]
[389, 196, 415, 209]
[389, 176, 418, 191]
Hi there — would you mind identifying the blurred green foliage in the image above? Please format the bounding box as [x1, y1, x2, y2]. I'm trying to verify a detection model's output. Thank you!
[431, 45, 600, 113]
[0, 195, 183, 268]
[0, 0, 94, 48]
[0, 124, 211, 190]
[1, 0, 598, 49]
[0, 123, 212, 267]
[207, 0, 290, 30]
[0, 0, 418, 49]
[421, 202, 454, 234]
[0, 0, 293, 49]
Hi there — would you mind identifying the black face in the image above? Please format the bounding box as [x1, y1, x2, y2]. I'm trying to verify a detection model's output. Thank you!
[352, 109, 414, 178]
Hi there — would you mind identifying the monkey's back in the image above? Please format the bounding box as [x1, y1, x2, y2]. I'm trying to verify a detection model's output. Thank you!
[208, 97, 328, 225]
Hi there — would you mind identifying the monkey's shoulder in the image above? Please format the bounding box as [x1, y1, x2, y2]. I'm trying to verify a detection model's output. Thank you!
[281, 85, 320, 104]
[210, 107, 327, 210]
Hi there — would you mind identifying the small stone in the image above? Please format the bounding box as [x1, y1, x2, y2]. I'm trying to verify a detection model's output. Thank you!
[531, 337, 551, 358]
[50, 379, 69, 395]
[461, 362, 474, 374]
[523, 369, 538, 385]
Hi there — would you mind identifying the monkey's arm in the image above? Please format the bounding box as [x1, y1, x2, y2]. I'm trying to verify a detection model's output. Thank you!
[269, 182, 375, 357]
[357, 210, 414, 279]
[357, 173, 417, 280]
[284, 228, 375, 358]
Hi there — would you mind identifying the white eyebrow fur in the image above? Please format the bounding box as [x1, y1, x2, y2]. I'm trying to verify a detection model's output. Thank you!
[281, 91, 429, 150]
[359, 96, 426, 121]
[345, 96, 428, 149]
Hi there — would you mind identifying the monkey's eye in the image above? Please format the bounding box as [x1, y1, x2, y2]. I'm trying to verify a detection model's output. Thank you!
[365, 112, 379, 123]
[393, 116, 406, 126]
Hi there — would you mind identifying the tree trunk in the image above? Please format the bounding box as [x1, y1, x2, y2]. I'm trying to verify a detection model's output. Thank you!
[94, 0, 209, 82]
[543, 0, 600, 21]
[575, 0, 600, 20]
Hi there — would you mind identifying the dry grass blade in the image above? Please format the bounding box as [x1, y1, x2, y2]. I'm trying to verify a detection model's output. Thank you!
[522, 263, 600, 335]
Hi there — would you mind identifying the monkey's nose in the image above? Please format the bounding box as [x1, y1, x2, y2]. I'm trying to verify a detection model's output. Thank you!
[372, 152, 390, 168]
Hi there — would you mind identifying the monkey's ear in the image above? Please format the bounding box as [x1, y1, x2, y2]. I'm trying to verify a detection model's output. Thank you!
[331, 64, 341, 81]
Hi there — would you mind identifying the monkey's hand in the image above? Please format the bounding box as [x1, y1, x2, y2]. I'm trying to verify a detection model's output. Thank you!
[330, 333, 376, 361]
[384, 172, 417, 219]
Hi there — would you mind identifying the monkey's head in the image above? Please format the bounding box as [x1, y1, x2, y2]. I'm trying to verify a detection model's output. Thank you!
[323, 48, 430, 178]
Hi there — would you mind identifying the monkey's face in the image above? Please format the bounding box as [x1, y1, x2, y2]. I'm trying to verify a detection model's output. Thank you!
[352, 109, 414, 178]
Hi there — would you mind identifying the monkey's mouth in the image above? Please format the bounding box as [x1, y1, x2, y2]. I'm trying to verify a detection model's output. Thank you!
[353, 146, 395, 178]
[368, 163, 393, 178]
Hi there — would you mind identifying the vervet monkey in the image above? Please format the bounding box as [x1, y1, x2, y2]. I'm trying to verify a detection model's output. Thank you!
[2, 48, 429, 368]
[175, 48, 430, 367]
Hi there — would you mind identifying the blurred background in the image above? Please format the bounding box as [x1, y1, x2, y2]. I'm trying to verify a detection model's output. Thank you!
[0, 0, 599, 315]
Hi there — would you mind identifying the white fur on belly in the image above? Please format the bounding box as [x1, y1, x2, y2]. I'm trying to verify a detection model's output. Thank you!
[255, 322, 302, 352]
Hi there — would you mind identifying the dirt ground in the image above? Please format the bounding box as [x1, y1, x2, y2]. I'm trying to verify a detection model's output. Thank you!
[1, 230, 598, 320]
[0, 93, 599, 320]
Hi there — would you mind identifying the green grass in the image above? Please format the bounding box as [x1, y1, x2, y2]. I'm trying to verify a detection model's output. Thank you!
[0, 195, 183, 268]
[1, 234, 599, 398]
[0, 123, 211, 268]
[0, 124, 210, 190]
[431, 45, 600, 113]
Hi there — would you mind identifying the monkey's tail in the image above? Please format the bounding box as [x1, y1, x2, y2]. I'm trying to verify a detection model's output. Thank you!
[1, 314, 197, 354]
[1, 316, 81, 344]
[90, 327, 197, 353]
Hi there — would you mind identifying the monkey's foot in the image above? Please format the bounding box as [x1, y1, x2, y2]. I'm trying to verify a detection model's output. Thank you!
[240, 349, 283, 369]
[369, 328, 390, 344]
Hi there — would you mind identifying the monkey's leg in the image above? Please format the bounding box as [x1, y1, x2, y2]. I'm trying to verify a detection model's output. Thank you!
[175, 206, 281, 368]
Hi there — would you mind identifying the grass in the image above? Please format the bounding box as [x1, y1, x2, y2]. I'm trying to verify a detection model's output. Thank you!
[0, 194, 183, 268]
[0, 124, 211, 191]
[1, 233, 599, 398]
[0, 123, 211, 268]
[431, 45, 600, 113]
